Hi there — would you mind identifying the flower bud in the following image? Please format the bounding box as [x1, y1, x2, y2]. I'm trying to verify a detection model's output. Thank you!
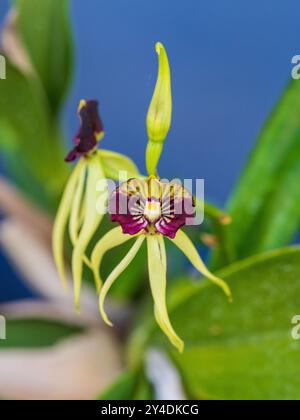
[146, 42, 172, 142]
[146, 42, 172, 175]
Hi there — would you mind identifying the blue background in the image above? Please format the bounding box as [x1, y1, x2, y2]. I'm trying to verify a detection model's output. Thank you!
[0, 0, 299, 301]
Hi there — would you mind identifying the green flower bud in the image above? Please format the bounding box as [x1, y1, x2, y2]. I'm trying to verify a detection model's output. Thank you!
[146, 42, 172, 175]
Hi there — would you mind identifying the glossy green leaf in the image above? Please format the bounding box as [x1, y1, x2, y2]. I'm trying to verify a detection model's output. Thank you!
[15, 0, 73, 114]
[222, 79, 300, 263]
[131, 246, 300, 400]
[0, 319, 83, 349]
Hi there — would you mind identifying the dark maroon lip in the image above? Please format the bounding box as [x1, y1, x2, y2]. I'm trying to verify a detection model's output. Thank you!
[109, 178, 196, 238]
[65, 100, 104, 162]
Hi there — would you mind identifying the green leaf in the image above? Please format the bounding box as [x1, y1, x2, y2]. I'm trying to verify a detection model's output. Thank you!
[0, 60, 68, 210]
[15, 0, 73, 114]
[97, 368, 153, 400]
[97, 369, 138, 400]
[0, 319, 83, 349]
[221, 79, 300, 263]
[133, 375, 154, 400]
[131, 246, 300, 400]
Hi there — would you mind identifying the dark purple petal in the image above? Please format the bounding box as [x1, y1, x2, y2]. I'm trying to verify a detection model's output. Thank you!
[156, 183, 195, 237]
[113, 214, 148, 235]
[65, 148, 82, 163]
[83, 100, 104, 135]
[155, 215, 187, 238]
[109, 182, 149, 235]
[65, 100, 104, 162]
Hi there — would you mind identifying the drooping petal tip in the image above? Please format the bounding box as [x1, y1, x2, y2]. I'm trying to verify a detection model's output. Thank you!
[147, 235, 184, 352]
[98, 236, 145, 327]
[170, 229, 232, 301]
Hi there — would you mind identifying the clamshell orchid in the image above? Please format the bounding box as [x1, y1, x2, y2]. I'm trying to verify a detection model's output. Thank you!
[91, 43, 232, 352]
[52, 99, 139, 309]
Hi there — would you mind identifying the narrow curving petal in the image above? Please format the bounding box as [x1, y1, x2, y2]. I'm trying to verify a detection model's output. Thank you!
[170, 229, 232, 301]
[100, 149, 140, 180]
[91, 226, 134, 292]
[147, 235, 184, 353]
[99, 235, 145, 326]
[69, 161, 86, 245]
[72, 153, 107, 310]
[52, 159, 84, 289]
[68, 162, 92, 270]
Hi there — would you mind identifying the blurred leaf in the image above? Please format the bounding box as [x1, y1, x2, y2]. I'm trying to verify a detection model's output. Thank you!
[97, 368, 153, 400]
[0, 60, 68, 210]
[0, 319, 83, 349]
[131, 246, 300, 400]
[15, 0, 73, 114]
[97, 369, 137, 400]
[218, 79, 300, 265]
[133, 375, 154, 400]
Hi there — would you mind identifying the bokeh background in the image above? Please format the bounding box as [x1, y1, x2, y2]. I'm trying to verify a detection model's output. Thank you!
[1, 0, 300, 401]
[0, 0, 300, 300]
[0, 0, 299, 300]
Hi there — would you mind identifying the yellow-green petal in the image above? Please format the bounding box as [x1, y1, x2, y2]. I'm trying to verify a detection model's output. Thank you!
[68, 162, 92, 270]
[99, 149, 140, 180]
[52, 159, 84, 289]
[147, 235, 184, 353]
[170, 229, 232, 301]
[69, 161, 86, 245]
[72, 153, 107, 310]
[91, 226, 134, 292]
[99, 235, 145, 326]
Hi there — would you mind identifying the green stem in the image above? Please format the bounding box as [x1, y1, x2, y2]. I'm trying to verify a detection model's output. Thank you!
[209, 219, 236, 270]
[196, 198, 235, 269]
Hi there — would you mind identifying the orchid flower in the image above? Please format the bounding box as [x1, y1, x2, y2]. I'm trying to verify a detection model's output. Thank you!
[52, 99, 139, 310]
[91, 43, 232, 352]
